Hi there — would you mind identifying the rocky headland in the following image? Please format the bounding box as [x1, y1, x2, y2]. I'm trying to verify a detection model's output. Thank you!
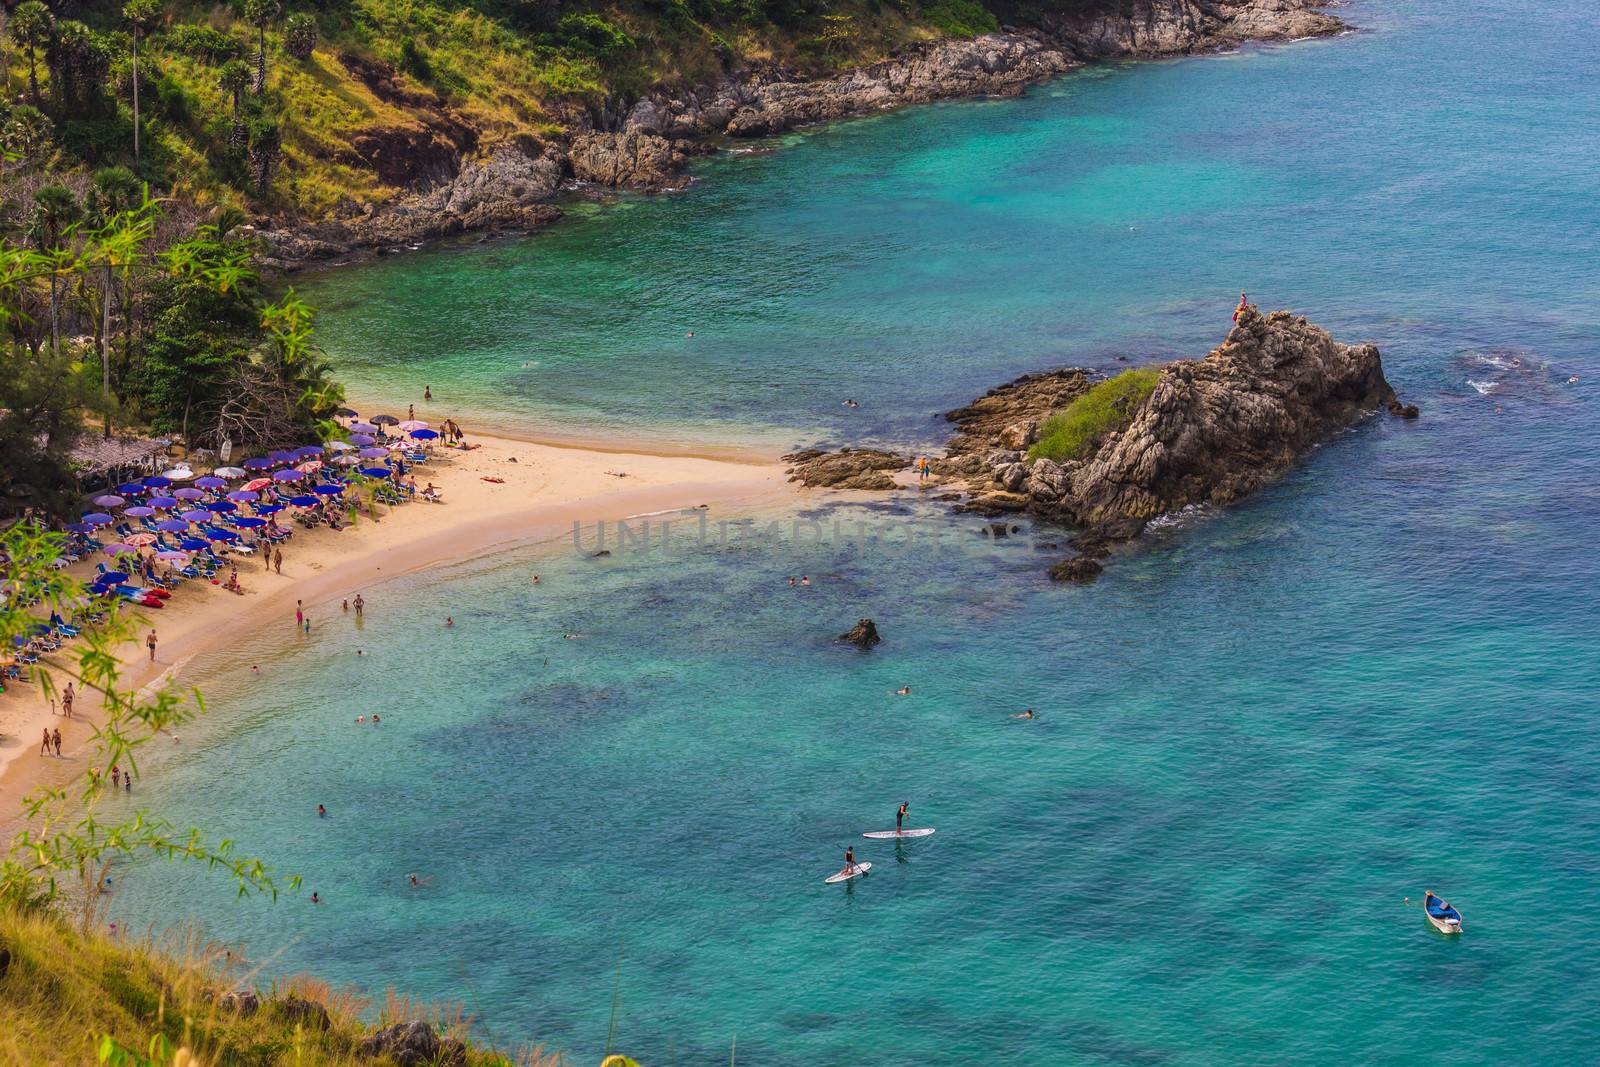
[262, 0, 1344, 265]
[789, 307, 1417, 581]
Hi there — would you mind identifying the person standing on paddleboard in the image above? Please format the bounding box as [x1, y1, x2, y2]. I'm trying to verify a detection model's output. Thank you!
[844, 846, 858, 874]
[897, 802, 908, 832]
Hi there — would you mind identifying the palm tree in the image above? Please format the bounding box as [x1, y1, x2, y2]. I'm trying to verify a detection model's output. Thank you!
[28, 184, 81, 357]
[218, 60, 251, 148]
[122, 0, 162, 169]
[3, 104, 53, 161]
[9, 2, 53, 106]
[283, 13, 316, 61]
[242, 0, 280, 93]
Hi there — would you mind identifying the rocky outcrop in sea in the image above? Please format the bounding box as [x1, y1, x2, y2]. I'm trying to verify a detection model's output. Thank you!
[261, 0, 1344, 265]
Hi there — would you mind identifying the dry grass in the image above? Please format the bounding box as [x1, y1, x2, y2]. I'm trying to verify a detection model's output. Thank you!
[0, 905, 557, 1066]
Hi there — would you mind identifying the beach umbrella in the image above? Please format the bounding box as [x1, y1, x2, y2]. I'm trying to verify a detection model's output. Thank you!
[82, 513, 113, 525]
[179, 538, 209, 551]
[93, 495, 126, 508]
[349, 434, 376, 446]
[359, 467, 393, 479]
[296, 460, 323, 473]
[288, 494, 318, 507]
[143, 476, 172, 489]
[195, 476, 227, 489]
[272, 468, 304, 482]
[256, 504, 284, 515]
[358, 447, 388, 459]
[241, 478, 272, 492]
[147, 495, 179, 509]
[327, 441, 356, 452]
[116, 482, 147, 496]
[206, 529, 238, 542]
[243, 457, 273, 470]
[207, 500, 237, 513]
[410, 428, 439, 440]
[126, 533, 157, 546]
[234, 516, 267, 529]
[215, 466, 248, 479]
[124, 506, 156, 517]
[349, 422, 378, 433]
[398, 420, 428, 431]
[65, 522, 94, 533]
[174, 488, 206, 501]
[155, 550, 190, 563]
[312, 484, 343, 496]
[160, 467, 194, 481]
[180, 509, 211, 523]
[333, 455, 361, 467]
[269, 450, 298, 464]
[371, 414, 399, 425]
[99, 570, 129, 584]
[156, 519, 188, 532]
[101, 544, 135, 556]
[296, 444, 325, 456]
[226, 490, 259, 502]
[336, 407, 358, 417]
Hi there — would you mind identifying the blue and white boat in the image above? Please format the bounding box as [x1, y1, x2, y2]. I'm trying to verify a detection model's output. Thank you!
[1424, 891, 1463, 935]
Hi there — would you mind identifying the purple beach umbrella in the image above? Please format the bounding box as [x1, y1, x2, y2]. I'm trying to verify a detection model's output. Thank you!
[143, 476, 172, 489]
[312, 484, 343, 496]
[147, 495, 179, 508]
[226, 490, 258, 502]
[269, 450, 297, 464]
[349, 434, 375, 446]
[243, 457, 273, 470]
[82, 513, 113, 525]
[207, 500, 237, 513]
[156, 519, 188, 532]
[93, 495, 126, 508]
[288, 495, 319, 507]
[155, 550, 190, 562]
[101, 544, 135, 556]
[124, 506, 156, 517]
[358, 447, 388, 459]
[349, 422, 378, 434]
[174, 487, 206, 500]
[65, 522, 94, 533]
[194, 476, 227, 489]
[272, 469, 304, 482]
[181, 510, 211, 523]
[296, 444, 325, 456]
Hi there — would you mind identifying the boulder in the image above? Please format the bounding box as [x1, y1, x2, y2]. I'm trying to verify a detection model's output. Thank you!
[999, 420, 1038, 451]
[1387, 399, 1420, 418]
[275, 994, 332, 1031]
[1048, 555, 1104, 583]
[784, 448, 905, 490]
[838, 618, 882, 648]
[358, 1021, 466, 1067]
[997, 462, 1028, 493]
[219, 990, 259, 1016]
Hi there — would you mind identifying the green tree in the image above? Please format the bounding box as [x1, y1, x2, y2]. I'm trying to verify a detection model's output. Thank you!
[26, 184, 80, 356]
[283, 12, 317, 61]
[217, 58, 251, 148]
[242, 0, 280, 93]
[8, 1, 52, 105]
[1, 104, 54, 161]
[122, 0, 163, 169]
[247, 116, 280, 195]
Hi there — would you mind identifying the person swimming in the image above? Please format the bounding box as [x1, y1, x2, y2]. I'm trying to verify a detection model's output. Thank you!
[1012, 708, 1035, 719]
[896, 802, 908, 831]
[318, 804, 327, 817]
[896, 686, 911, 696]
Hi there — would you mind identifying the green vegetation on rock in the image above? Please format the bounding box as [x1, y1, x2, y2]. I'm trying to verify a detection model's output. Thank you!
[1028, 366, 1160, 462]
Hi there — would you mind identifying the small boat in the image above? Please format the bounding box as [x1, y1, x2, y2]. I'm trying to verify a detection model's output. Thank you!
[1424, 890, 1463, 934]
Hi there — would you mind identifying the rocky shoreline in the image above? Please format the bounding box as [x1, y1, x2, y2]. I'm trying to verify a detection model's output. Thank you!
[788, 307, 1418, 582]
[261, 0, 1345, 267]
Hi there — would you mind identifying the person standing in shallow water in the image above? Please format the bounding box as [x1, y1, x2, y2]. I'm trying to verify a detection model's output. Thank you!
[353, 594, 364, 618]
[423, 386, 432, 401]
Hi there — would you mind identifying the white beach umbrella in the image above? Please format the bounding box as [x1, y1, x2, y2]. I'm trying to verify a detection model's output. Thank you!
[161, 468, 195, 481]
[327, 441, 356, 452]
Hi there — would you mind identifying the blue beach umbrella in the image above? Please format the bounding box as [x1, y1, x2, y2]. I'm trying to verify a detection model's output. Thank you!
[288, 495, 318, 507]
[147, 495, 179, 508]
[233, 516, 267, 529]
[179, 538, 210, 551]
[206, 529, 238, 542]
[124, 506, 156, 517]
[359, 467, 392, 479]
[207, 500, 237, 513]
[100, 570, 129, 584]
[312, 484, 343, 496]
[156, 519, 188, 532]
[65, 522, 93, 533]
[116, 482, 147, 496]
[296, 444, 325, 456]
[180, 510, 210, 523]
[269, 450, 298, 464]
[195, 476, 227, 490]
[410, 428, 439, 440]
[142, 476, 171, 489]
[256, 503, 284, 515]
[243, 457, 273, 470]
[82, 513, 113, 526]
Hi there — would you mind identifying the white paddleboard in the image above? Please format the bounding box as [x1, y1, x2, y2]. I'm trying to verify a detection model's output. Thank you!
[824, 863, 871, 884]
[863, 828, 935, 839]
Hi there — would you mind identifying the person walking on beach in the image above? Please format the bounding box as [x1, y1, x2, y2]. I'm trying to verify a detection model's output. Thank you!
[353, 594, 364, 618]
[408, 403, 415, 421]
[52, 728, 62, 756]
[146, 630, 157, 662]
[40, 728, 52, 756]
[62, 682, 73, 718]
[274, 548, 283, 574]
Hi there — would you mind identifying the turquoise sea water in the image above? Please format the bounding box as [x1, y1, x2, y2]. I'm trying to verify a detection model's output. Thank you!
[118, 1, 1600, 1062]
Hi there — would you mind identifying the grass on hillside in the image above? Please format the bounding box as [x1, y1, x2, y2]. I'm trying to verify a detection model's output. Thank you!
[1028, 366, 1160, 463]
[0, 906, 562, 1066]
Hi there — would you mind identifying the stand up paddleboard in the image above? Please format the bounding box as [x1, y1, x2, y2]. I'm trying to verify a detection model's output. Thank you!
[825, 863, 871, 884]
[863, 828, 935, 839]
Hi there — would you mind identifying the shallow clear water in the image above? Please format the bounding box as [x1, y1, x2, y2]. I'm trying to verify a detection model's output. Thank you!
[120, 0, 1600, 1062]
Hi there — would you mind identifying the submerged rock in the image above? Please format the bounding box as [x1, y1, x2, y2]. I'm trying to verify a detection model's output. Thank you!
[838, 618, 882, 648]
[1048, 555, 1104, 583]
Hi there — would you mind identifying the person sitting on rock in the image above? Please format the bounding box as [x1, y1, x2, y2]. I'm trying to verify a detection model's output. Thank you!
[1233, 291, 1249, 322]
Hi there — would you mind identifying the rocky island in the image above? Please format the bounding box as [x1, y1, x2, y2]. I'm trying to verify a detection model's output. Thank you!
[791, 307, 1417, 581]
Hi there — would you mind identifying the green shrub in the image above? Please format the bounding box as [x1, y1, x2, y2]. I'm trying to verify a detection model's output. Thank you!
[922, 0, 998, 37]
[397, 36, 434, 81]
[163, 24, 243, 63]
[558, 13, 636, 63]
[1028, 367, 1160, 463]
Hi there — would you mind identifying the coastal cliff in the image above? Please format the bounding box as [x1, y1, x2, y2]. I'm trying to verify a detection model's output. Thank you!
[794, 308, 1414, 580]
[262, 0, 1343, 264]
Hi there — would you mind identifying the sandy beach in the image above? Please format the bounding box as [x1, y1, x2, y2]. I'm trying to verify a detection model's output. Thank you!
[0, 426, 788, 826]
